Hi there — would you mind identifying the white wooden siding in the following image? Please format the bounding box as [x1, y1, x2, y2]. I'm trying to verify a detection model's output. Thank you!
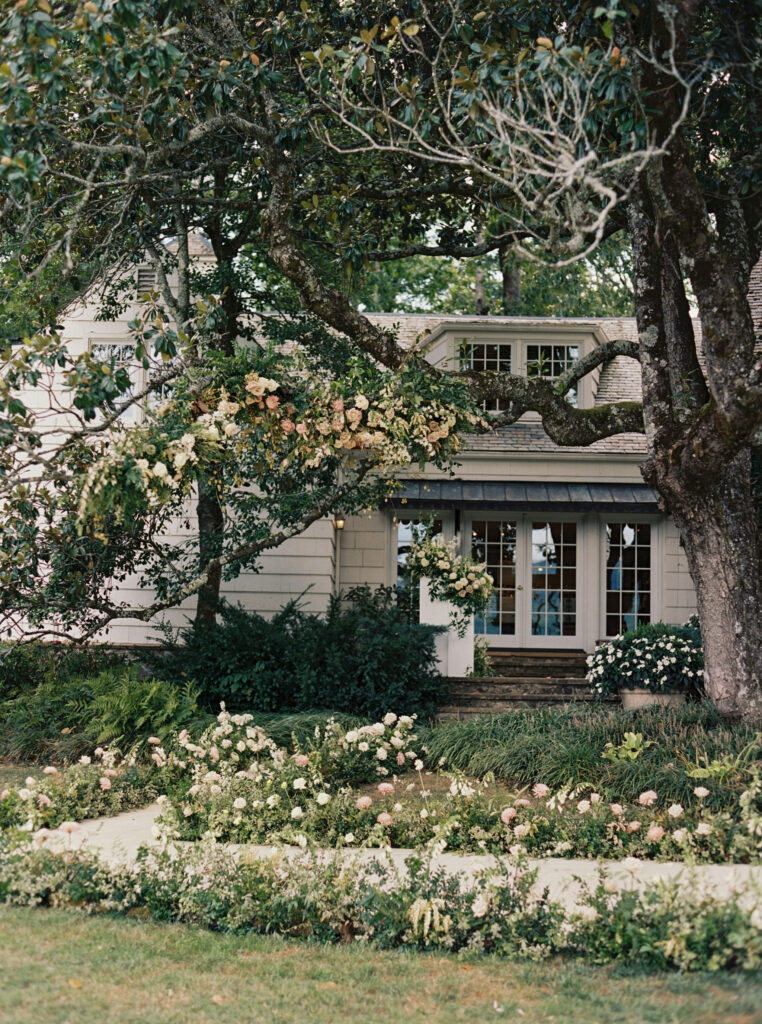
[660, 519, 698, 624]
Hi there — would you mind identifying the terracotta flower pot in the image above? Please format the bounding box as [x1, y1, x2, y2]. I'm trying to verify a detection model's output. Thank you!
[619, 689, 687, 711]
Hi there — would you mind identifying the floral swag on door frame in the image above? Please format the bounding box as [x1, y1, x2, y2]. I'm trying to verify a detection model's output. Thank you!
[406, 533, 494, 636]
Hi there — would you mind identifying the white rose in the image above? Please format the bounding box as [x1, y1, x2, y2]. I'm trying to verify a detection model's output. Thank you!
[291, 806, 304, 820]
[345, 730, 359, 744]
[316, 792, 330, 806]
[153, 461, 169, 480]
[233, 797, 246, 810]
[293, 778, 306, 790]
[472, 894, 489, 919]
[358, 742, 369, 752]
[376, 748, 388, 761]
[382, 713, 397, 726]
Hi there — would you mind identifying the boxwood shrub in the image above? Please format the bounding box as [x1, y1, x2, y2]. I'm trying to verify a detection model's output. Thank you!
[150, 586, 446, 720]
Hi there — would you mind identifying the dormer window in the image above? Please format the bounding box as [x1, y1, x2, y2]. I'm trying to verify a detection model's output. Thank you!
[526, 343, 580, 406]
[461, 340, 512, 411]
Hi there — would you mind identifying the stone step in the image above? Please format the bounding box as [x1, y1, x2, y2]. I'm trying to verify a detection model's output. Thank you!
[444, 691, 600, 706]
[485, 652, 589, 678]
[436, 694, 612, 719]
[447, 676, 591, 698]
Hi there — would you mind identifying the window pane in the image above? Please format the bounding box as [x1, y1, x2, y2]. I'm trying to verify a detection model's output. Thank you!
[462, 341, 512, 412]
[530, 521, 577, 638]
[472, 520, 516, 640]
[605, 521, 652, 635]
[525, 344, 579, 406]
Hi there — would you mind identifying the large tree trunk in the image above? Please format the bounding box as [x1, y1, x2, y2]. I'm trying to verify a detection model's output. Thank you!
[195, 472, 224, 626]
[661, 452, 762, 722]
[628, 172, 762, 723]
[498, 242, 520, 313]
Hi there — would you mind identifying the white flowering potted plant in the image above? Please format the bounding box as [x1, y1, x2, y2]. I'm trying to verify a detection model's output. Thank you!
[586, 621, 704, 709]
[405, 533, 494, 637]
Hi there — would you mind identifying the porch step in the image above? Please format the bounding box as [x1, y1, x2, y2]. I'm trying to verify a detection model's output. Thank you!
[485, 650, 589, 678]
[437, 670, 615, 719]
[448, 676, 593, 697]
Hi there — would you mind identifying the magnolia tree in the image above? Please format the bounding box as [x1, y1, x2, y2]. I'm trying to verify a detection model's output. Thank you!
[0, 0, 760, 720]
[296, 0, 762, 723]
[0, 288, 481, 640]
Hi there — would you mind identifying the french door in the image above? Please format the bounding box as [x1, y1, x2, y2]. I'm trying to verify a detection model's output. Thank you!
[470, 516, 583, 648]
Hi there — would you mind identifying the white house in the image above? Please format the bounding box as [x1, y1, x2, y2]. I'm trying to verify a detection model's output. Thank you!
[52, 240, 762, 656]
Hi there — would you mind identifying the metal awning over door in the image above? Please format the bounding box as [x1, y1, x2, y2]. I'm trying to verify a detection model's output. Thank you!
[386, 480, 661, 513]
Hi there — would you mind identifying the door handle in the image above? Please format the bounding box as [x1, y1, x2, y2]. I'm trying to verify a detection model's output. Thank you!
[516, 584, 524, 591]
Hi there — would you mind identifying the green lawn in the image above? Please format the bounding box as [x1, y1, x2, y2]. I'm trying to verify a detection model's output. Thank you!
[1, 907, 761, 1024]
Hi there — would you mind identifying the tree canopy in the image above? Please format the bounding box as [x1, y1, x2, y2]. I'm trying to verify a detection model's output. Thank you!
[0, 0, 760, 719]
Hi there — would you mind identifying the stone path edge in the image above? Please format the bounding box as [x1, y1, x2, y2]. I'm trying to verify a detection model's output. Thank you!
[35, 803, 762, 912]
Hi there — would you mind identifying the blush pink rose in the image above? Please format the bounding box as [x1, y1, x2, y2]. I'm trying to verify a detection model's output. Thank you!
[500, 807, 517, 824]
[532, 783, 550, 798]
[356, 796, 372, 810]
[627, 820, 641, 833]
[295, 422, 307, 435]
[396, 752, 405, 766]
[280, 418, 295, 434]
[638, 790, 658, 807]
[99, 777, 112, 791]
[376, 812, 393, 826]
[646, 824, 665, 841]
[265, 394, 280, 410]
[377, 782, 394, 795]
[292, 754, 310, 766]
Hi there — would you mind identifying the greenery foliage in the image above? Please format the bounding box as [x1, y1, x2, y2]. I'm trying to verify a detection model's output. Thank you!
[140, 707, 762, 863]
[0, 665, 210, 763]
[151, 589, 445, 720]
[0, 753, 165, 832]
[419, 703, 756, 808]
[0, 642, 121, 702]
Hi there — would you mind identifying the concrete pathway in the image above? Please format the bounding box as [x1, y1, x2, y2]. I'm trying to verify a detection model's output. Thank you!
[44, 803, 762, 911]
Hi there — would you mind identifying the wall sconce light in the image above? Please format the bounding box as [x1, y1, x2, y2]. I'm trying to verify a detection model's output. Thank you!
[333, 514, 345, 531]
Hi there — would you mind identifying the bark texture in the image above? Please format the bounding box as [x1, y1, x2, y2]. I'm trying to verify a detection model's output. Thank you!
[195, 473, 224, 626]
[665, 453, 762, 721]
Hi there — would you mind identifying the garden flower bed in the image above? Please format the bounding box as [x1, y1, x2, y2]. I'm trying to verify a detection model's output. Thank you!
[2, 707, 760, 866]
